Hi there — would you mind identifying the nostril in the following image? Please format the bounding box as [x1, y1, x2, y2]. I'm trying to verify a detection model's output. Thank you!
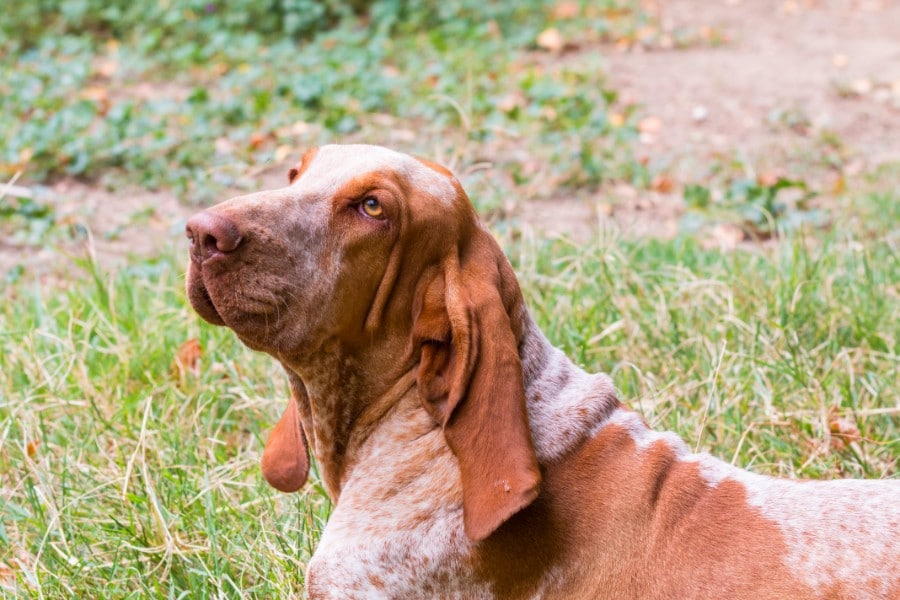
[202, 233, 221, 254]
[185, 211, 243, 259]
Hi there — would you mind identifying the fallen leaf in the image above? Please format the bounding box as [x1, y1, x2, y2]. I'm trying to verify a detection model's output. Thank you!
[0, 562, 13, 588]
[497, 92, 525, 113]
[174, 338, 202, 378]
[701, 223, 745, 250]
[26, 440, 40, 457]
[94, 58, 118, 79]
[214, 137, 235, 156]
[553, 1, 580, 19]
[829, 415, 861, 451]
[651, 173, 675, 194]
[536, 28, 565, 52]
[638, 116, 662, 133]
[829, 174, 846, 195]
[851, 78, 873, 95]
[249, 132, 268, 150]
[274, 144, 293, 163]
[756, 171, 781, 187]
[290, 120, 312, 136]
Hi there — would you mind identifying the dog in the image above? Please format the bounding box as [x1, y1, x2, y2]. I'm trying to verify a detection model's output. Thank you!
[186, 144, 899, 599]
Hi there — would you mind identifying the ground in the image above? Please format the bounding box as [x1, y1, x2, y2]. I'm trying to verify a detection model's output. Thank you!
[1, 2, 897, 596]
[522, 0, 900, 239]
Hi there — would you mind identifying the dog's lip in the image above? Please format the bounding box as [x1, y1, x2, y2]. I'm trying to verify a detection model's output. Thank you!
[187, 270, 227, 326]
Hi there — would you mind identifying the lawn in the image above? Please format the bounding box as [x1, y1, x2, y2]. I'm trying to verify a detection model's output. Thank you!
[1, 1, 897, 596]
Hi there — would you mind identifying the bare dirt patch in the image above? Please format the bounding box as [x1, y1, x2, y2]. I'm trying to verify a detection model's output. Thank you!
[1, 180, 191, 278]
[517, 0, 900, 241]
[621, 0, 900, 169]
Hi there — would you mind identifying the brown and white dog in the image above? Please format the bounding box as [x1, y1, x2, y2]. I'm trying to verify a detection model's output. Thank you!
[186, 144, 899, 599]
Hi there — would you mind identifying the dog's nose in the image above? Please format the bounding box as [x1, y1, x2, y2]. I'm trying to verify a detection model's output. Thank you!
[186, 211, 243, 261]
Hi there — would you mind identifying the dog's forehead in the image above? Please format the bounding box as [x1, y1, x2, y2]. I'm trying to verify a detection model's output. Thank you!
[296, 144, 456, 203]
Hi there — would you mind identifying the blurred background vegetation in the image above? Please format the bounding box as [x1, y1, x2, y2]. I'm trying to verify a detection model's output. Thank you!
[1, 0, 647, 194]
[1, 1, 897, 596]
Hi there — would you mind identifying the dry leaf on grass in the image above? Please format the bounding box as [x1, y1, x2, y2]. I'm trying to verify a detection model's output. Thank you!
[173, 338, 202, 379]
[249, 132, 268, 150]
[701, 223, 746, 250]
[536, 28, 564, 52]
[651, 173, 675, 194]
[552, 1, 580, 19]
[638, 116, 662, 133]
[0, 563, 14, 589]
[26, 440, 40, 458]
[829, 415, 861, 451]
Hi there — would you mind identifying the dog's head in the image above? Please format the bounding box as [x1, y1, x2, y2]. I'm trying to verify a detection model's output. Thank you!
[186, 144, 540, 541]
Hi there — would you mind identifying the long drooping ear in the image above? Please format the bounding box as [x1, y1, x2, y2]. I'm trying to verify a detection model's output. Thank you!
[413, 230, 541, 542]
[260, 393, 310, 493]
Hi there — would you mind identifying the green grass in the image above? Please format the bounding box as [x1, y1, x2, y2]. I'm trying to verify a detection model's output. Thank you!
[2, 193, 897, 595]
[1, 0, 647, 198]
[1, 0, 898, 596]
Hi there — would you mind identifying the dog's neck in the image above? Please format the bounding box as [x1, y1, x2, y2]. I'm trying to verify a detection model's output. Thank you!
[281, 337, 415, 499]
[517, 309, 621, 463]
[283, 308, 620, 500]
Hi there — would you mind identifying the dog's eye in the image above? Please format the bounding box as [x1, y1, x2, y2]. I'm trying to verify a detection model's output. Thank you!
[360, 197, 384, 218]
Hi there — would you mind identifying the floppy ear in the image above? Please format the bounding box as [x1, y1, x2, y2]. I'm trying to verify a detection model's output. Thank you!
[260, 393, 310, 493]
[413, 232, 541, 542]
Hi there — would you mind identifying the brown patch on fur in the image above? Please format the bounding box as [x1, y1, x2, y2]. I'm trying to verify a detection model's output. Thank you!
[413, 225, 541, 542]
[473, 424, 817, 599]
[288, 147, 318, 183]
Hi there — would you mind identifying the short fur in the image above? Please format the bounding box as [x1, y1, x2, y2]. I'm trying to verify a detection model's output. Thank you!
[186, 144, 900, 599]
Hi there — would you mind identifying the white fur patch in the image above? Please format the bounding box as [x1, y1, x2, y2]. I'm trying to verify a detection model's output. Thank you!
[520, 314, 619, 462]
[308, 405, 492, 598]
[737, 472, 899, 598]
[595, 408, 690, 455]
[293, 144, 457, 205]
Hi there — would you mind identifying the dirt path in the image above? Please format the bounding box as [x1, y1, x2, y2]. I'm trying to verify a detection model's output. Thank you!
[624, 0, 900, 168]
[518, 0, 900, 240]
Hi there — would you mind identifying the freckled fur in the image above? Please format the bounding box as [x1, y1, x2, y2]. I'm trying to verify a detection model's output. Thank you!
[186, 144, 900, 599]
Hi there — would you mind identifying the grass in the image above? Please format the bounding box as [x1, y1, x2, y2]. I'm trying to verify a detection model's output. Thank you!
[1, 0, 898, 596]
[2, 194, 897, 595]
[0, 0, 648, 198]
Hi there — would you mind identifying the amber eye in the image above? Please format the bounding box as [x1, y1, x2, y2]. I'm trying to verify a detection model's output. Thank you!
[360, 196, 384, 218]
